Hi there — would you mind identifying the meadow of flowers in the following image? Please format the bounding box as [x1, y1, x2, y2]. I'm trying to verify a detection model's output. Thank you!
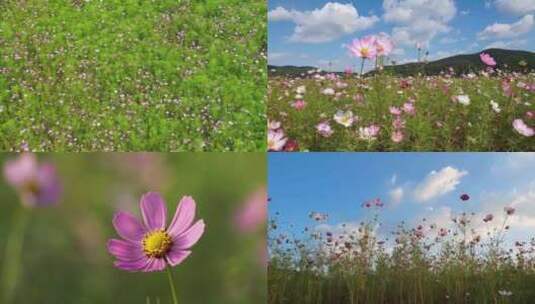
[0, 0, 266, 152]
[268, 195, 535, 304]
[0, 153, 266, 303]
[268, 35, 534, 152]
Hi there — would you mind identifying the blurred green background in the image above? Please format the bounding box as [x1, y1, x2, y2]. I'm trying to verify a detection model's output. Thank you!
[0, 153, 266, 303]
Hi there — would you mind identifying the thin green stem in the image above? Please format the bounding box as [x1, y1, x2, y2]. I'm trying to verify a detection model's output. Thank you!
[360, 58, 366, 76]
[1, 207, 30, 304]
[166, 267, 179, 304]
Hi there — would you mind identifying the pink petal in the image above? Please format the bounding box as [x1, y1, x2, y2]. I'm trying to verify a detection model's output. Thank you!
[143, 257, 167, 272]
[114, 256, 151, 272]
[167, 196, 196, 237]
[166, 249, 192, 267]
[140, 192, 167, 231]
[112, 211, 146, 243]
[107, 239, 145, 262]
[3, 153, 37, 187]
[173, 219, 205, 250]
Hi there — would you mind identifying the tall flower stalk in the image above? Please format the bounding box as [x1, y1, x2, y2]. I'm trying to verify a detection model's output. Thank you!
[1, 153, 61, 303]
[1, 208, 30, 303]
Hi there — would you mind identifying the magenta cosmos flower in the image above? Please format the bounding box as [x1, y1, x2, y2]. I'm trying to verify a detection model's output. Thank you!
[3, 153, 62, 207]
[480, 52, 496, 66]
[108, 192, 205, 272]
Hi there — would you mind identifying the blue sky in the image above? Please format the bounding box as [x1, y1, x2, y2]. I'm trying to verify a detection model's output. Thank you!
[269, 153, 535, 246]
[268, 0, 535, 71]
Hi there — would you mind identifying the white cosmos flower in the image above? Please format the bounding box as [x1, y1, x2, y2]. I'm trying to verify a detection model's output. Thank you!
[490, 100, 501, 113]
[456, 95, 471, 106]
[333, 110, 355, 127]
[322, 88, 335, 95]
[296, 85, 306, 94]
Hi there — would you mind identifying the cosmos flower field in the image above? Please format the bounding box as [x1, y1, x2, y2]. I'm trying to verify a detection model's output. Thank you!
[0, 153, 266, 303]
[269, 202, 535, 303]
[267, 36, 534, 152]
[0, 0, 266, 152]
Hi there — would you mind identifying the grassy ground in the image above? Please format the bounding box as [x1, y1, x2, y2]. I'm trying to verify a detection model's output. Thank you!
[0, 153, 266, 303]
[269, 208, 535, 304]
[0, 0, 266, 151]
[268, 71, 534, 151]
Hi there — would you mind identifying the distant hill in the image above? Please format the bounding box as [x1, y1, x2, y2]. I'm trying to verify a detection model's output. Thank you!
[269, 48, 535, 77]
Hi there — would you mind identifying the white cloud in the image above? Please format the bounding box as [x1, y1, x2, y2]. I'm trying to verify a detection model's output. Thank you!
[485, 39, 528, 49]
[390, 187, 404, 204]
[268, 2, 379, 43]
[495, 0, 535, 16]
[478, 14, 534, 40]
[383, 0, 457, 46]
[413, 166, 468, 202]
[391, 174, 398, 185]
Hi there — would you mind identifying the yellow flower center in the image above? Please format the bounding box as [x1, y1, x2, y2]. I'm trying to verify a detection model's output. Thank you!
[142, 230, 172, 258]
[24, 180, 40, 195]
[361, 48, 369, 57]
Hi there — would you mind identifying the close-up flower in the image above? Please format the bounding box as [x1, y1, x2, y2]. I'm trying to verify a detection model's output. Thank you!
[108, 193, 205, 272]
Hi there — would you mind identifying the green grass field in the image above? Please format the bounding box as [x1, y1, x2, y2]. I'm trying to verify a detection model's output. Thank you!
[0, 153, 266, 303]
[268, 71, 534, 151]
[0, 0, 266, 151]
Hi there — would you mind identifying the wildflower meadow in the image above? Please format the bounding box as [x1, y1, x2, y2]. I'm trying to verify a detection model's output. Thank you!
[0, 153, 266, 303]
[268, 153, 535, 304]
[0, 0, 266, 151]
[267, 35, 535, 152]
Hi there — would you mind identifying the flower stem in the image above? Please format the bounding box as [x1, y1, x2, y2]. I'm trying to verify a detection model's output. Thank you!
[360, 58, 366, 76]
[1, 207, 30, 304]
[166, 267, 179, 304]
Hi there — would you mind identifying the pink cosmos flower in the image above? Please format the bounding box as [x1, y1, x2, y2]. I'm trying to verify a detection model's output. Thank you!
[512, 119, 534, 137]
[374, 34, 394, 56]
[291, 99, 307, 111]
[3, 153, 62, 207]
[389, 106, 402, 116]
[268, 120, 281, 130]
[348, 36, 377, 59]
[402, 102, 416, 115]
[504, 206, 515, 215]
[483, 214, 494, 223]
[316, 122, 334, 137]
[393, 117, 406, 129]
[480, 53, 496, 67]
[108, 192, 205, 272]
[234, 187, 267, 233]
[359, 124, 380, 141]
[391, 130, 404, 143]
[268, 129, 288, 151]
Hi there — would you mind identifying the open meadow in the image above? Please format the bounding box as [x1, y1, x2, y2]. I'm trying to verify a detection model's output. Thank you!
[0, 0, 266, 151]
[268, 68, 534, 152]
